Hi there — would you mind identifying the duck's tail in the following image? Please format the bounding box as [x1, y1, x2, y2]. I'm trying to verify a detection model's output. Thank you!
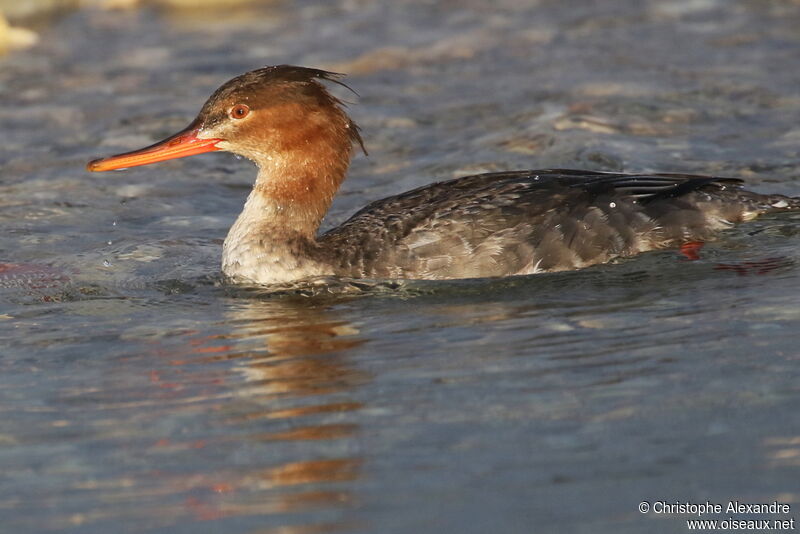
[759, 193, 800, 212]
[704, 186, 800, 223]
[716, 184, 800, 216]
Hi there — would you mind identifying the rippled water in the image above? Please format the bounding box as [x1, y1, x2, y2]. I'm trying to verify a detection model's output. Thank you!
[1, 0, 800, 532]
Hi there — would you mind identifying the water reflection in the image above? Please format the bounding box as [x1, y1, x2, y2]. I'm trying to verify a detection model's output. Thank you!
[176, 298, 368, 531]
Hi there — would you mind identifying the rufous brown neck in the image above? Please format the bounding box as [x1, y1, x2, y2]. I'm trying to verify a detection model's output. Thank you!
[243, 100, 355, 238]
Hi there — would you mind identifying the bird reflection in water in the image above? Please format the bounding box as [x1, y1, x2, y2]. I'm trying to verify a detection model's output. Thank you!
[149, 298, 369, 532]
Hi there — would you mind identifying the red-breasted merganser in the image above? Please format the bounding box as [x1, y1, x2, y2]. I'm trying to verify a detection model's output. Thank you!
[87, 65, 800, 284]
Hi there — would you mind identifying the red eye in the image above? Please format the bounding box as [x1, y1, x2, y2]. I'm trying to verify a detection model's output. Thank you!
[230, 104, 250, 119]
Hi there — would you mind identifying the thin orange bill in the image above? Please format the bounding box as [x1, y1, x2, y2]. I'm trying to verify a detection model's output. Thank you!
[87, 124, 222, 172]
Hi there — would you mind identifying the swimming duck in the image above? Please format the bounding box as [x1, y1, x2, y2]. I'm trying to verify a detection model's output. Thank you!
[87, 65, 799, 284]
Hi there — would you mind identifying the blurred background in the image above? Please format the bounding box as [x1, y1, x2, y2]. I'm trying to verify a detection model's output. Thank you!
[1, 1, 799, 533]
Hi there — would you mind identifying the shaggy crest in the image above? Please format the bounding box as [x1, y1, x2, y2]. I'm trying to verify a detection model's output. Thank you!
[202, 65, 366, 155]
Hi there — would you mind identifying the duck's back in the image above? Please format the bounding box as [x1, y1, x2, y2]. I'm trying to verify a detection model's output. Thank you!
[320, 169, 798, 280]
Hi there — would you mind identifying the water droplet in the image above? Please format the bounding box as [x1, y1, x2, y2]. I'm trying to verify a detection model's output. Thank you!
[102, 260, 112, 267]
[609, 202, 616, 208]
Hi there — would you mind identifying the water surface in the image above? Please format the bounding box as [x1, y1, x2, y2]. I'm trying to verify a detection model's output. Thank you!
[1, 1, 800, 532]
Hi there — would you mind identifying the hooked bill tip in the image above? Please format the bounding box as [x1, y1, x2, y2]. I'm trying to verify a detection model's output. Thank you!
[86, 159, 102, 172]
[86, 158, 123, 173]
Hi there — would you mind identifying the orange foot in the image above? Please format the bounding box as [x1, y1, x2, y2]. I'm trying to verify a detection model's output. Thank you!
[679, 241, 704, 261]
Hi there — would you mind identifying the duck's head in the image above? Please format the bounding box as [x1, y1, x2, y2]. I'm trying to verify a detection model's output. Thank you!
[87, 65, 364, 173]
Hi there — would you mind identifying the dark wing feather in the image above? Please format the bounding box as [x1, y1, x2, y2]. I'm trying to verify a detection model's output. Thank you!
[561, 169, 744, 202]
